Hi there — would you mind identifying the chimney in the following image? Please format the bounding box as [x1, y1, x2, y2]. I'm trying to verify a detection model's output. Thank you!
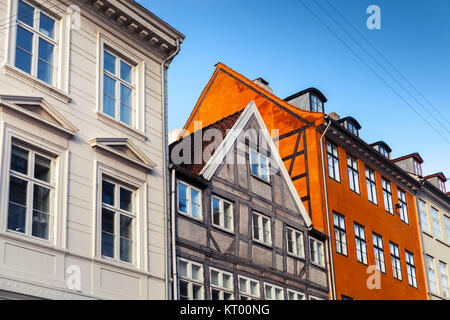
[253, 78, 272, 93]
[327, 112, 340, 121]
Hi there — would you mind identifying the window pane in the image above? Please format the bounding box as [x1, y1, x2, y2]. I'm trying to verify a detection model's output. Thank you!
[193, 284, 202, 300]
[35, 155, 51, 182]
[212, 197, 220, 226]
[39, 13, 55, 38]
[223, 201, 232, 230]
[192, 264, 201, 281]
[120, 215, 132, 240]
[120, 188, 132, 212]
[120, 104, 132, 126]
[11, 145, 29, 174]
[101, 209, 115, 258]
[179, 280, 188, 300]
[191, 188, 200, 218]
[250, 150, 258, 176]
[178, 183, 188, 214]
[239, 278, 247, 293]
[9, 176, 28, 206]
[37, 39, 54, 83]
[15, 26, 33, 74]
[102, 180, 115, 206]
[265, 286, 272, 299]
[211, 289, 220, 300]
[103, 94, 116, 118]
[120, 61, 132, 83]
[8, 177, 28, 233]
[250, 281, 258, 296]
[33, 185, 50, 213]
[17, 0, 34, 27]
[102, 208, 115, 234]
[104, 50, 116, 74]
[120, 237, 132, 262]
[178, 261, 187, 277]
[120, 84, 132, 106]
[222, 273, 231, 289]
[32, 209, 49, 239]
[210, 270, 219, 286]
[37, 59, 53, 84]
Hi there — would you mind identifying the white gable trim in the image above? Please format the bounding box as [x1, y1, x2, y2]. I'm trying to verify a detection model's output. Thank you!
[200, 101, 312, 227]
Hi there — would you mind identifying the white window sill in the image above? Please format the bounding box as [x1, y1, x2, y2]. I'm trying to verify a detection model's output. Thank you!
[95, 111, 146, 141]
[211, 224, 235, 235]
[252, 238, 272, 249]
[177, 210, 203, 222]
[0, 229, 64, 254]
[2, 64, 71, 103]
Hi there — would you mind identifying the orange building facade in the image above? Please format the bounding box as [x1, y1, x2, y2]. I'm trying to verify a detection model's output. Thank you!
[179, 63, 428, 300]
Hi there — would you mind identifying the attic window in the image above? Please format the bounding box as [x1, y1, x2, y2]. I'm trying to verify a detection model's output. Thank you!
[379, 145, 390, 159]
[413, 159, 422, 176]
[346, 121, 359, 136]
[310, 94, 323, 113]
[438, 179, 446, 193]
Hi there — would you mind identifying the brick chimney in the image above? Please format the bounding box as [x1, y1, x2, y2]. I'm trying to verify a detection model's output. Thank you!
[253, 78, 272, 93]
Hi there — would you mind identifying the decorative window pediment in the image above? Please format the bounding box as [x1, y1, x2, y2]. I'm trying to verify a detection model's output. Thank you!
[0, 95, 78, 136]
[90, 138, 156, 171]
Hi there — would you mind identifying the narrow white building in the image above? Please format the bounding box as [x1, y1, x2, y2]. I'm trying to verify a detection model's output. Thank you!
[0, 0, 184, 299]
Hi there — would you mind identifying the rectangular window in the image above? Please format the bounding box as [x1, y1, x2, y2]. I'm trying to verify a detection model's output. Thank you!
[211, 196, 233, 232]
[264, 283, 284, 300]
[444, 216, 450, 244]
[365, 167, 377, 205]
[413, 159, 422, 176]
[177, 181, 202, 220]
[346, 154, 360, 193]
[310, 94, 323, 113]
[102, 49, 135, 126]
[14, 0, 57, 85]
[373, 233, 386, 273]
[286, 227, 304, 258]
[354, 223, 368, 265]
[432, 208, 442, 239]
[101, 179, 134, 263]
[333, 213, 347, 256]
[210, 268, 234, 300]
[418, 200, 429, 232]
[310, 238, 325, 267]
[438, 179, 446, 193]
[178, 259, 204, 300]
[238, 276, 260, 300]
[439, 262, 449, 298]
[390, 242, 402, 280]
[253, 212, 272, 246]
[382, 178, 393, 214]
[426, 255, 438, 294]
[326, 142, 340, 182]
[397, 189, 409, 224]
[405, 251, 417, 288]
[287, 289, 305, 300]
[7, 144, 53, 240]
[250, 149, 270, 182]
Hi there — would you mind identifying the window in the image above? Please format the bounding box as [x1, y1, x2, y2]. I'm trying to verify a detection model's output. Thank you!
[210, 268, 234, 300]
[418, 200, 429, 232]
[310, 94, 323, 113]
[253, 212, 272, 246]
[439, 262, 449, 298]
[397, 189, 409, 224]
[333, 213, 347, 256]
[310, 238, 325, 267]
[211, 196, 233, 232]
[438, 179, 446, 193]
[365, 167, 377, 204]
[7, 144, 53, 240]
[264, 283, 284, 300]
[286, 227, 304, 258]
[432, 208, 441, 239]
[354, 223, 368, 265]
[101, 179, 134, 263]
[178, 259, 204, 300]
[287, 289, 305, 300]
[390, 242, 402, 280]
[382, 178, 393, 214]
[426, 255, 438, 294]
[14, 0, 57, 85]
[177, 181, 202, 219]
[326, 142, 340, 182]
[379, 145, 389, 159]
[405, 251, 417, 288]
[413, 159, 422, 176]
[373, 233, 386, 273]
[102, 49, 135, 126]
[347, 155, 360, 193]
[346, 121, 358, 136]
[250, 149, 270, 182]
[444, 216, 450, 244]
[238, 276, 260, 300]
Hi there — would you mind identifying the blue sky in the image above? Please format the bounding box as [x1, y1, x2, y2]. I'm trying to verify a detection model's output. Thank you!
[137, 0, 449, 183]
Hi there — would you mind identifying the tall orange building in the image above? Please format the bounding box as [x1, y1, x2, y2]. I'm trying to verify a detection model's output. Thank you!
[178, 63, 428, 300]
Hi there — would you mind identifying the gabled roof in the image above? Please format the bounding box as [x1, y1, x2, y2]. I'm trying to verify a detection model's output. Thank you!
[391, 153, 424, 164]
[425, 172, 447, 182]
[0, 95, 78, 136]
[172, 100, 313, 227]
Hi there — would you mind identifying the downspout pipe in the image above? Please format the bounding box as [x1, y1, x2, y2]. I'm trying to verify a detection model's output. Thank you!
[162, 38, 181, 300]
[170, 167, 178, 300]
[319, 116, 336, 300]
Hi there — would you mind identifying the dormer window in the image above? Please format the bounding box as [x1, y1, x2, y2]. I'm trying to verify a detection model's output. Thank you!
[371, 142, 391, 159]
[337, 117, 361, 137]
[310, 94, 323, 113]
[413, 159, 422, 176]
[379, 146, 389, 159]
[347, 121, 358, 136]
[438, 179, 446, 193]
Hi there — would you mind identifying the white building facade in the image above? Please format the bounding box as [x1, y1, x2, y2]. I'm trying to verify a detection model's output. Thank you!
[0, 0, 183, 299]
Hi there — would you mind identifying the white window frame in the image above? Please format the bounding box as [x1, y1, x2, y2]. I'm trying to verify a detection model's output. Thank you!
[373, 233, 386, 273]
[405, 250, 417, 288]
[211, 195, 234, 232]
[287, 289, 305, 300]
[397, 189, 409, 224]
[6, 142, 55, 241]
[238, 275, 260, 300]
[390, 242, 402, 281]
[177, 181, 202, 220]
[354, 223, 368, 265]
[347, 154, 359, 194]
[413, 159, 422, 176]
[432, 207, 442, 239]
[439, 261, 449, 298]
[418, 199, 429, 233]
[309, 237, 325, 267]
[326, 141, 340, 182]
[252, 211, 272, 246]
[444, 215, 450, 244]
[333, 213, 347, 256]
[210, 267, 234, 300]
[249, 148, 270, 182]
[438, 179, 446, 193]
[310, 94, 323, 113]
[365, 167, 378, 205]
[382, 178, 393, 214]
[178, 258, 204, 300]
[379, 145, 389, 158]
[426, 255, 438, 294]
[264, 283, 284, 300]
[286, 227, 305, 258]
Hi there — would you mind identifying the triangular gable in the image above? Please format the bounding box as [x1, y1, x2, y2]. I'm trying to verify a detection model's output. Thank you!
[200, 101, 313, 227]
[90, 138, 156, 171]
[0, 95, 78, 136]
